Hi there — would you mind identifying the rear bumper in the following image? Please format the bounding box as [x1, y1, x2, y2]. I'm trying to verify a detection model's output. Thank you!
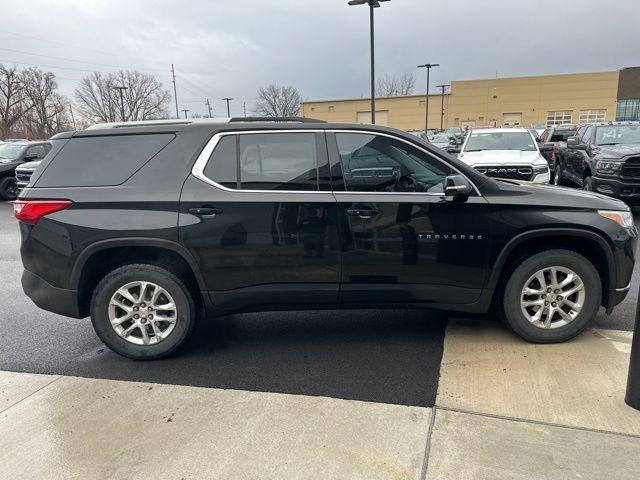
[22, 269, 83, 318]
[592, 176, 640, 199]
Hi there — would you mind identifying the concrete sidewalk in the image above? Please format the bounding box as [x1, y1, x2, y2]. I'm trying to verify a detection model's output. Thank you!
[1, 321, 639, 479]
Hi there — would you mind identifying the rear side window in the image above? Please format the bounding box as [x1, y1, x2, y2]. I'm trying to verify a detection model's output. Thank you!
[36, 134, 174, 187]
[203, 132, 319, 191]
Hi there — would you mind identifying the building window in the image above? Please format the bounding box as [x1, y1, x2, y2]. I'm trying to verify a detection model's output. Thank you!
[546, 111, 572, 126]
[328, 105, 335, 112]
[617, 99, 640, 121]
[579, 109, 606, 124]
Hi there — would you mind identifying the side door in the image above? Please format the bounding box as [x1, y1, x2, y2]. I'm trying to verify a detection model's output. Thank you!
[579, 125, 595, 180]
[564, 126, 586, 182]
[328, 131, 491, 306]
[180, 130, 341, 310]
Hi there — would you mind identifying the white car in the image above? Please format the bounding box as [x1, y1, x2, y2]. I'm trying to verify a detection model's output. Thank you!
[457, 128, 550, 184]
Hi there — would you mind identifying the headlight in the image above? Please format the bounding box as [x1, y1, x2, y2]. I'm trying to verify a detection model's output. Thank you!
[598, 210, 634, 228]
[533, 164, 549, 174]
[595, 160, 622, 175]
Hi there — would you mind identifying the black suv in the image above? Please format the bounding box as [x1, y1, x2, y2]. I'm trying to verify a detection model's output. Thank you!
[14, 119, 637, 359]
[0, 141, 51, 199]
[554, 122, 640, 197]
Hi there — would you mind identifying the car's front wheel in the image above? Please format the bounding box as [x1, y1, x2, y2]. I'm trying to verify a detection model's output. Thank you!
[90, 264, 196, 360]
[553, 161, 564, 186]
[502, 249, 601, 343]
[0, 176, 18, 200]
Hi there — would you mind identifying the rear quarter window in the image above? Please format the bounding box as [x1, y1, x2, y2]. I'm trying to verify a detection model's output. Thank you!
[35, 133, 174, 187]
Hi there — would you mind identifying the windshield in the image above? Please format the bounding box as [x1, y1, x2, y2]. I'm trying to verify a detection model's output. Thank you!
[431, 134, 450, 143]
[464, 131, 536, 152]
[595, 125, 640, 145]
[0, 143, 25, 160]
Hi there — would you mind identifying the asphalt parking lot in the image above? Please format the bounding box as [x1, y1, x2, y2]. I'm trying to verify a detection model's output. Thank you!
[0, 198, 638, 408]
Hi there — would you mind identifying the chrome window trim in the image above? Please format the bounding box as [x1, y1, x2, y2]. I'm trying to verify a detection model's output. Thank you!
[191, 128, 481, 197]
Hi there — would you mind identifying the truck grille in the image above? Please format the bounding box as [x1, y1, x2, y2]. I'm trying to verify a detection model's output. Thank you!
[621, 157, 640, 178]
[474, 166, 533, 181]
[15, 170, 34, 184]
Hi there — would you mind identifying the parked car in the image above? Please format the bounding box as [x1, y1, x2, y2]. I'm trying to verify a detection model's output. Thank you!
[0, 141, 51, 200]
[457, 127, 550, 183]
[536, 124, 578, 180]
[14, 118, 635, 359]
[554, 122, 640, 197]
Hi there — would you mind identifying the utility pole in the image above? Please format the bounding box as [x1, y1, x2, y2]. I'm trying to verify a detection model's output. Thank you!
[222, 97, 233, 117]
[181, 109, 190, 119]
[112, 85, 128, 121]
[171, 64, 179, 119]
[243, 101, 247, 117]
[436, 84, 450, 131]
[417, 63, 439, 133]
[69, 104, 77, 130]
[348, 0, 390, 125]
[205, 98, 213, 118]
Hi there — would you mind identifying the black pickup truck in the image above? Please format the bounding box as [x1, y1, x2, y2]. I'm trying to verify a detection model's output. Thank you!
[554, 122, 640, 198]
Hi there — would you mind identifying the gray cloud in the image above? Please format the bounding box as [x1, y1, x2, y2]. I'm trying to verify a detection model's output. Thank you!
[2, 0, 638, 117]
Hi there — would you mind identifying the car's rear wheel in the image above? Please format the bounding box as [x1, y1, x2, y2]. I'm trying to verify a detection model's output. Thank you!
[502, 249, 600, 343]
[90, 264, 196, 360]
[0, 176, 18, 200]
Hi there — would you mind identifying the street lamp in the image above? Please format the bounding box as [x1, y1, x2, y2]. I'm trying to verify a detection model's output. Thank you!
[436, 84, 450, 131]
[112, 86, 128, 121]
[222, 98, 233, 117]
[348, 0, 390, 125]
[417, 63, 439, 133]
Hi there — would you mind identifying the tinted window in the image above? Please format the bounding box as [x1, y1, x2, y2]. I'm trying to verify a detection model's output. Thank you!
[26, 144, 49, 159]
[576, 126, 588, 140]
[549, 130, 575, 142]
[582, 126, 594, 144]
[203, 135, 237, 189]
[238, 133, 318, 191]
[37, 134, 174, 187]
[336, 133, 454, 193]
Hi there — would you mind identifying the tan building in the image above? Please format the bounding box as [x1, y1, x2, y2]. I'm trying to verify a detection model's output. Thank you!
[301, 67, 640, 131]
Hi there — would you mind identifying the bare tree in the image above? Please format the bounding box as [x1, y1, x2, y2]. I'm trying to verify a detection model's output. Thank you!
[255, 84, 301, 117]
[22, 67, 72, 138]
[75, 70, 170, 123]
[376, 73, 416, 97]
[0, 65, 32, 138]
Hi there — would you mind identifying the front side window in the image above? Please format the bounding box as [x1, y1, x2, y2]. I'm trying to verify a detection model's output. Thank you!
[204, 132, 319, 191]
[26, 144, 49, 159]
[335, 133, 454, 193]
[464, 131, 536, 152]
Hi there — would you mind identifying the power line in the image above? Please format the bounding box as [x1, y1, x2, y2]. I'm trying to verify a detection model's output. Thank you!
[0, 28, 116, 56]
[0, 47, 167, 71]
[176, 74, 212, 98]
[0, 58, 173, 79]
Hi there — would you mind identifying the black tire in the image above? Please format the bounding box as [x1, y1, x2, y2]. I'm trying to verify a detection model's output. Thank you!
[583, 175, 594, 191]
[0, 176, 17, 200]
[90, 264, 197, 360]
[502, 249, 601, 343]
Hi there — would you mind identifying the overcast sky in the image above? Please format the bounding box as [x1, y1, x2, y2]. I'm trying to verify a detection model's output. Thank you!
[3, 0, 639, 117]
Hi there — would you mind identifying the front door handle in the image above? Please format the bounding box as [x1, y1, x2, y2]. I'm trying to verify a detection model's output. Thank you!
[346, 208, 381, 219]
[189, 206, 223, 216]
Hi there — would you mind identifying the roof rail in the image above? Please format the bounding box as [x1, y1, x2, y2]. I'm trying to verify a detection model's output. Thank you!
[229, 116, 326, 123]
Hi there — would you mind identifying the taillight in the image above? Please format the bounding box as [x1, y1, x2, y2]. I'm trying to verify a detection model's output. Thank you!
[13, 200, 72, 224]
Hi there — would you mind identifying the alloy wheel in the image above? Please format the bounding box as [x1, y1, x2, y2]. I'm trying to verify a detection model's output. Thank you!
[108, 281, 178, 345]
[520, 266, 585, 329]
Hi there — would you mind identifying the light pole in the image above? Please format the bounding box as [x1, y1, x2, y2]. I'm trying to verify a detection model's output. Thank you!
[437, 84, 450, 131]
[417, 63, 439, 133]
[222, 97, 233, 117]
[112, 86, 128, 121]
[348, 0, 390, 125]
[181, 109, 189, 119]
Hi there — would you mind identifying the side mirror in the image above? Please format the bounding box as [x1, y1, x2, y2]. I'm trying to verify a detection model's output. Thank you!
[23, 153, 39, 161]
[567, 137, 587, 150]
[444, 174, 472, 201]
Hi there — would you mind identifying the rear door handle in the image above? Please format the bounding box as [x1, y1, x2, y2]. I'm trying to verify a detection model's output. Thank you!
[188, 207, 223, 216]
[346, 208, 381, 219]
